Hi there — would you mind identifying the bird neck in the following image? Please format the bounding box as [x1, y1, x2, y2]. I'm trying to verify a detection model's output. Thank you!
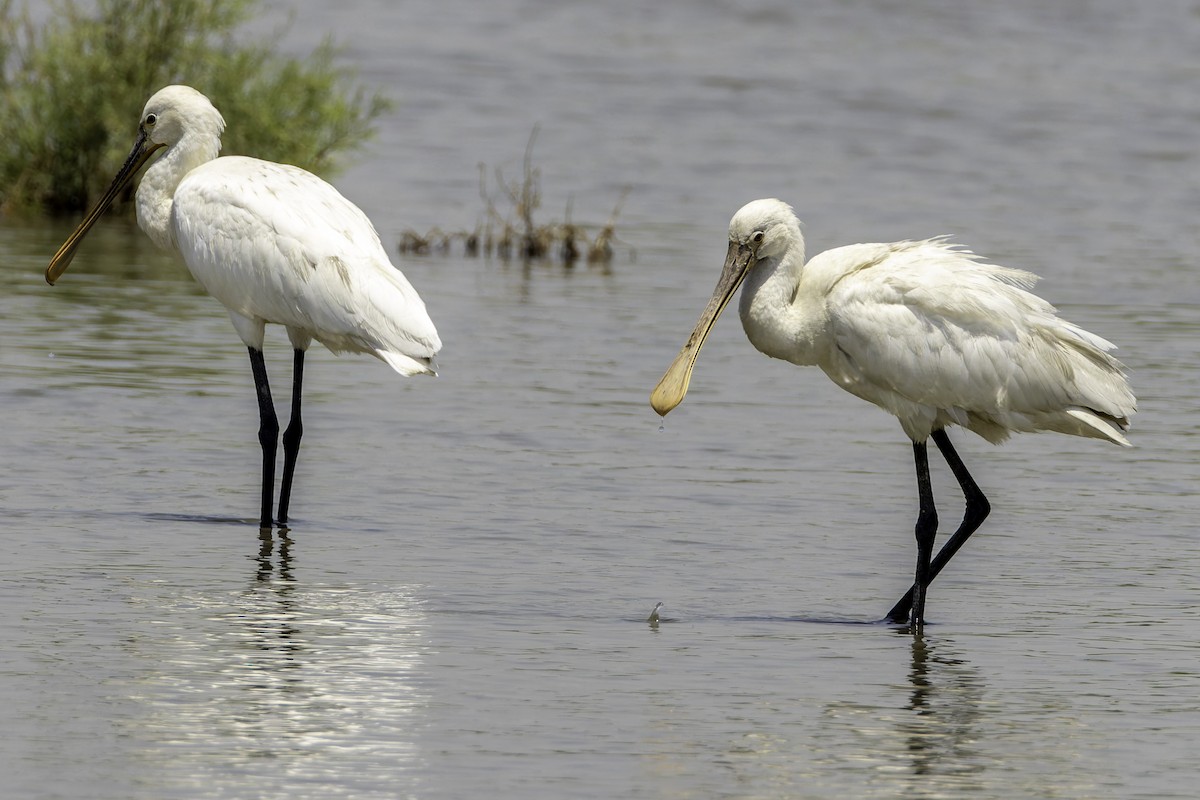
[135, 132, 220, 250]
[737, 246, 826, 366]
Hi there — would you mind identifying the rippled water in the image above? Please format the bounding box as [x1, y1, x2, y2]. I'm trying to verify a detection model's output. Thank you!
[3, 1, 1199, 798]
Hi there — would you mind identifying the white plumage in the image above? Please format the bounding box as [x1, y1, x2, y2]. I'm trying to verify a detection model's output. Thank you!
[47, 85, 440, 528]
[136, 87, 440, 374]
[651, 198, 1135, 631]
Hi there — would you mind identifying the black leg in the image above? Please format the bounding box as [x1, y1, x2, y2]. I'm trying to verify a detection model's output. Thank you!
[886, 429, 991, 624]
[248, 347, 279, 529]
[277, 349, 305, 526]
[908, 439, 939, 633]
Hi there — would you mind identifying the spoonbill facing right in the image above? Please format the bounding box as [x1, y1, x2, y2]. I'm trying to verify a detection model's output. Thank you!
[651, 199, 1135, 632]
[45, 85, 441, 529]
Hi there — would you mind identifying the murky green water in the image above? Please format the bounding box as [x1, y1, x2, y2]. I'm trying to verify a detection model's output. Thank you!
[3, 1, 1199, 798]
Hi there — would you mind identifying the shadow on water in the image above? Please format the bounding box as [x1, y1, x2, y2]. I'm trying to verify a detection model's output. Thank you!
[650, 612, 905, 628]
[142, 512, 263, 527]
[751, 614, 904, 627]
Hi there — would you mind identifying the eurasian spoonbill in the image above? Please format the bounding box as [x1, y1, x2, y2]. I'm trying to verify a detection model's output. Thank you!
[46, 85, 441, 530]
[651, 198, 1135, 631]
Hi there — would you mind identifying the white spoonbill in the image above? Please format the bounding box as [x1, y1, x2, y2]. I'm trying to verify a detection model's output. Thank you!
[651, 198, 1135, 631]
[46, 85, 441, 530]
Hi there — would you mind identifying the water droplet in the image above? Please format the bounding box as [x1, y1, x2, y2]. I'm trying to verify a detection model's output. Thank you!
[658, 422, 665, 433]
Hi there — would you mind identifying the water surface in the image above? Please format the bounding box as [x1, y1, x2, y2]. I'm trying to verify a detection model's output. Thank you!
[3, 1, 1199, 798]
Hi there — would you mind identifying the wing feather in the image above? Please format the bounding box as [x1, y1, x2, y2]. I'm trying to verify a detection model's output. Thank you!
[822, 241, 1133, 443]
[170, 156, 441, 370]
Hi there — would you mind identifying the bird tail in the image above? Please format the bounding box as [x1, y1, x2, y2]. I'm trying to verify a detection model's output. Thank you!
[376, 349, 437, 377]
[1064, 408, 1132, 447]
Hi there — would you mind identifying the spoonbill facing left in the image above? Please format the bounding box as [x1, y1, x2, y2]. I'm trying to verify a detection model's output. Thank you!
[651, 199, 1134, 632]
[46, 85, 441, 529]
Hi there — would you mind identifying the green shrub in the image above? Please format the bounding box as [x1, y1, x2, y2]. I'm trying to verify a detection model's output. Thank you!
[1, 0, 390, 214]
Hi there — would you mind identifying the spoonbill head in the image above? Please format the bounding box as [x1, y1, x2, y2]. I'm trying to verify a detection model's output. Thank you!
[651, 198, 1135, 632]
[44, 99, 171, 285]
[651, 199, 801, 416]
[45, 85, 441, 529]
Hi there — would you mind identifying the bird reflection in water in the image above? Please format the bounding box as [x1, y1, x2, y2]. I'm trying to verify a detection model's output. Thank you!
[237, 528, 307, 721]
[897, 634, 986, 782]
[255, 526, 294, 586]
[137, 530, 430, 779]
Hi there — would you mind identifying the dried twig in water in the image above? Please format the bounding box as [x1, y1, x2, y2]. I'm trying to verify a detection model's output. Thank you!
[398, 127, 631, 266]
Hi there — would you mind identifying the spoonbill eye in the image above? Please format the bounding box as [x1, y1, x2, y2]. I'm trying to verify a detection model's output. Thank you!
[144, 113, 158, 126]
[751, 230, 765, 244]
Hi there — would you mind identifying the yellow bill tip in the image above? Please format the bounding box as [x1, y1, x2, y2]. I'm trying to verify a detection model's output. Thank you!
[650, 382, 683, 417]
[649, 348, 696, 417]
